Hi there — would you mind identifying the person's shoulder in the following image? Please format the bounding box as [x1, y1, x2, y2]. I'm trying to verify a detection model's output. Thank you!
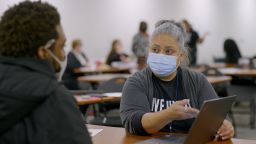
[127, 68, 150, 84]
[127, 70, 143, 82]
[68, 51, 75, 57]
[54, 84, 72, 96]
[180, 67, 206, 81]
[133, 33, 142, 39]
[13, 70, 59, 99]
[134, 32, 140, 36]
[132, 67, 150, 78]
[47, 82, 77, 107]
[123, 68, 151, 92]
[192, 30, 199, 37]
[67, 51, 75, 60]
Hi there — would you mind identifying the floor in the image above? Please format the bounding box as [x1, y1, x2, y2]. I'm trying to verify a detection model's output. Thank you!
[234, 106, 256, 140]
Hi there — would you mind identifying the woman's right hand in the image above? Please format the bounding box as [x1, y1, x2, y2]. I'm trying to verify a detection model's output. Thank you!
[167, 99, 199, 121]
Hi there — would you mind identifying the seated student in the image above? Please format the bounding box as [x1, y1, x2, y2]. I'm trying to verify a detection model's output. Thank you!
[120, 20, 234, 140]
[0, 1, 92, 144]
[223, 39, 242, 65]
[63, 39, 90, 90]
[106, 39, 129, 66]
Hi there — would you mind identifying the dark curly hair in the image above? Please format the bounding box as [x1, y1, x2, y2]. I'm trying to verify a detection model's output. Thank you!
[0, 1, 60, 58]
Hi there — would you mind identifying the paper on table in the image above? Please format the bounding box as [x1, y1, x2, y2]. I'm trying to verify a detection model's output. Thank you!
[219, 68, 240, 73]
[80, 95, 91, 99]
[88, 129, 103, 137]
[103, 92, 122, 97]
[79, 94, 106, 98]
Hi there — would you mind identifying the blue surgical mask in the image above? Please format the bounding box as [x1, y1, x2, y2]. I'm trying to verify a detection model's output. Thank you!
[147, 53, 177, 77]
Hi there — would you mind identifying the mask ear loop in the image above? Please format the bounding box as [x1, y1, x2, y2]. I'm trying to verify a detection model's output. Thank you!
[44, 39, 67, 81]
[45, 39, 55, 49]
[43, 39, 62, 64]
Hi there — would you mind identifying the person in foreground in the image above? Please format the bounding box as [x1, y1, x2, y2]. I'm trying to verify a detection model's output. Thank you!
[0, 1, 92, 144]
[120, 20, 234, 140]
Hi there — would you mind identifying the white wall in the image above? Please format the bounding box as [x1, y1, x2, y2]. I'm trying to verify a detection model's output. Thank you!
[1, 0, 256, 64]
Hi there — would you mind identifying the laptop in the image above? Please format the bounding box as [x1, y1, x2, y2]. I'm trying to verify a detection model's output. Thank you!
[136, 95, 237, 144]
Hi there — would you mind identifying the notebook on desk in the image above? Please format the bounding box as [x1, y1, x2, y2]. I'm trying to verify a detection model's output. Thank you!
[136, 95, 237, 144]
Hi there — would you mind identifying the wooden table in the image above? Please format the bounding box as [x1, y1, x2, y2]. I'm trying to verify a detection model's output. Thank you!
[75, 74, 232, 106]
[219, 68, 256, 77]
[78, 74, 130, 83]
[78, 73, 231, 85]
[206, 76, 232, 84]
[210, 63, 238, 69]
[75, 95, 120, 106]
[75, 75, 231, 106]
[210, 63, 227, 69]
[74, 65, 130, 74]
[87, 124, 256, 144]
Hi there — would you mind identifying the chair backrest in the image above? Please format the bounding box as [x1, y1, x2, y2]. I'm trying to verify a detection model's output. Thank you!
[227, 85, 256, 101]
[224, 39, 242, 64]
[202, 67, 223, 76]
[203, 67, 229, 97]
[97, 77, 127, 92]
[213, 57, 225, 63]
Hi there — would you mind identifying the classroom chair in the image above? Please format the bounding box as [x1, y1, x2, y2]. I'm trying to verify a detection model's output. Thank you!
[227, 85, 256, 129]
[89, 77, 127, 127]
[202, 67, 237, 133]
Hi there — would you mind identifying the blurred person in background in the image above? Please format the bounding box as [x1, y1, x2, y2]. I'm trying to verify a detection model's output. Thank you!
[106, 39, 129, 66]
[223, 39, 242, 65]
[132, 21, 149, 70]
[63, 39, 91, 90]
[181, 19, 208, 66]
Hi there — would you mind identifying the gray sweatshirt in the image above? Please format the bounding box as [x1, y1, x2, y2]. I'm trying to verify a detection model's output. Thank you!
[120, 67, 218, 135]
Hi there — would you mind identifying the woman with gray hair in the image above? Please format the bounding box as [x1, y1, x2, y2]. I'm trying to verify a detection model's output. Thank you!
[120, 20, 234, 140]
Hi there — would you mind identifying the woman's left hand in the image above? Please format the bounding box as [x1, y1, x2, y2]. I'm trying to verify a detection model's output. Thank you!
[216, 120, 235, 140]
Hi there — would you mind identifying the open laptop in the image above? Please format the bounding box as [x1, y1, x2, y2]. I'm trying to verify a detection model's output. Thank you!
[136, 95, 237, 144]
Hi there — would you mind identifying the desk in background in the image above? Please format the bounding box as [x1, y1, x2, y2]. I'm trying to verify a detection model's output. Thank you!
[219, 68, 256, 77]
[78, 74, 130, 84]
[78, 73, 231, 85]
[75, 74, 231, 106]
[74, 65, 131, 74]
[207, 76, 232, 84]
[75, 94, 121, 106]
[189, 66, 256, 77]
[87, 124, 256, 144]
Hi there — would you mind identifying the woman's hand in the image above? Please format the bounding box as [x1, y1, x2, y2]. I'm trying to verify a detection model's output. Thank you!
[215, 120, 235, 140]
[141, 99, 199, 134]
[168, 99, 199, 120]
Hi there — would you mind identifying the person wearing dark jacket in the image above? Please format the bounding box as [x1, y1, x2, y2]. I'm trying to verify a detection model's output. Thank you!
[0, 1, 92, 144]
[223, 39, 242, 64]
[181, 20, 208, 66]
[106, 39, 128, 65]
[63, 39, 90, 90]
